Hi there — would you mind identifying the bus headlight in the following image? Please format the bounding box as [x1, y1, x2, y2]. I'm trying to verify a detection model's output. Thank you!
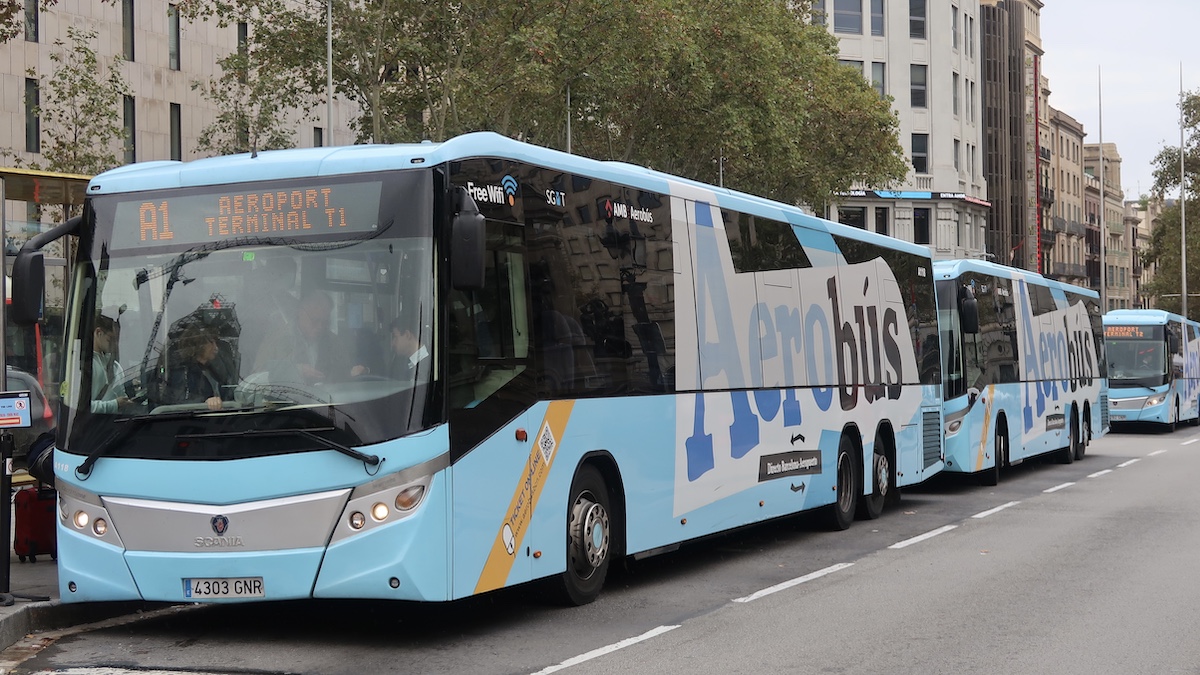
[947, 420, 962, 434]
[349, 512, 366, 529]
[371, 502, 390, 522]
[1145, 395, 1167, 408]
[73, 511, 90, 529]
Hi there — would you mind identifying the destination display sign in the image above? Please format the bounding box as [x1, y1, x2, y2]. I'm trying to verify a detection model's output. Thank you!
[1104, 325, 1147, 339]
[110, 179, 384, 251]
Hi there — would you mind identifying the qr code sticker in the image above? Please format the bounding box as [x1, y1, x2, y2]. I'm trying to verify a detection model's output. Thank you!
[538, 422, 556, 464]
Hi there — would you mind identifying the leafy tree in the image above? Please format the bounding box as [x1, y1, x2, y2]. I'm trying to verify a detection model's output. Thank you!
[190, 24, 312, 153]
[179, 0, 907, 208]
[1, 0, 116, 43]
[1141, 89, 1200, 318]
[32, 26, 131, 177]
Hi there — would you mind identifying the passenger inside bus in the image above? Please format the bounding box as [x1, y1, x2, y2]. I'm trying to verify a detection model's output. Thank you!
[253, 290, 360, 384]
[91, 307, 132, 414]
[160, 325, 234, 410]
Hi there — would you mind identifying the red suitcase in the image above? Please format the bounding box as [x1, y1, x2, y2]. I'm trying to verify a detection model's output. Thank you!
[13, 486, 58, 563]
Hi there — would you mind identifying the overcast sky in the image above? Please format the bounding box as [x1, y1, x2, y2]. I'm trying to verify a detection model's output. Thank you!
[1040, 0, 1199, 200]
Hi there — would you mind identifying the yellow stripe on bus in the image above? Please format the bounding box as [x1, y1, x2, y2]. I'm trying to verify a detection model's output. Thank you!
[975, 384, 996, 471]
[475, 400, 575, 595]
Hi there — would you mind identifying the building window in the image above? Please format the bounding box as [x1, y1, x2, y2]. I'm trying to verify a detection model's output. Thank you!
[24, 1, 38, 42]
[168, 4, 180, 70]
[834, 0, 863, 34]
[811, 0, 826, 26]
[910, 0, 926, 39]
[314, 127, 325, 147]
[170, 103, 182, 161]
[967, 16, 975, 58]
[839, 207, 867, 229]
[24, 78, 39, 153]
[912, 133, 929, 174]
[953, 72, 960, 115]
[122, 0, 135, 60]
[956, 211, 964, 247]
[124, 95, 136, 163]
[871, 62, 886, 97]
[839, 59, 864, 76]
[914, 207, 931, 245]
[875, 207, 890, 236]
[871, 0, 884, 35]
[954, 139, 961, 172]
[952, 5, 959, 49]
[910, 65, 927, 108]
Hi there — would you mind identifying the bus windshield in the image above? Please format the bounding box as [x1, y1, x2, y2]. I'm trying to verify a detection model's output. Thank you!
[1106, 325, 1168, 387]
[60, 170, 438, 461]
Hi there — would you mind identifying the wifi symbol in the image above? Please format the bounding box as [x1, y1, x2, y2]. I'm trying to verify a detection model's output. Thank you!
[501, 175, 519, 206]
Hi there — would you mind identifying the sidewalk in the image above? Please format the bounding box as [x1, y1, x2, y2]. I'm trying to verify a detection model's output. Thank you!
[0, 504, 160, 652]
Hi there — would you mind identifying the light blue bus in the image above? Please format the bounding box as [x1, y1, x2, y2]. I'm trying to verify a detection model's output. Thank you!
[1103, 309, 1200, 429]
[935, 259, 1108, 485]
[11, 132, 944, 606]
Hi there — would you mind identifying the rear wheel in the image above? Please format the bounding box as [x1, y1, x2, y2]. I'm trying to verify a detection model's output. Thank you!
[856, 433, 891, 521]
[1074, 412, 1089, 461]
[822, 435, 858, 531]
[554, 465, 612, 606]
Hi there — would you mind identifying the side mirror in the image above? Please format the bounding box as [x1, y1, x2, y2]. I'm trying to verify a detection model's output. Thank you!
[451, 187, 486, 290]
[959, 285, 979, 335]
[10, 249, 45, 326]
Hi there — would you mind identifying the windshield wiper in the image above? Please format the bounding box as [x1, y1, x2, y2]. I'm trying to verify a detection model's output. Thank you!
[175, 427, 381, 467]
[76, 408, 222, 479]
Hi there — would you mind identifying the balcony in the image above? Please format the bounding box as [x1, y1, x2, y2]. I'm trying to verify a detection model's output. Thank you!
[1040, 226, 1056, 250]
[1039, 147, 1052, 161]
[1039, 187, 1056, 205]
[1052, 262, 1087, 278]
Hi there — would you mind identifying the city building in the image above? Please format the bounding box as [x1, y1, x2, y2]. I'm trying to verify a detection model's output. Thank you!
[822, 0, 990, 259]
[1085, 142, 1132, 310]
[1, 0, 357, 292]
[1045, 106, 1088, 287]
[979, 0, 1043, 271]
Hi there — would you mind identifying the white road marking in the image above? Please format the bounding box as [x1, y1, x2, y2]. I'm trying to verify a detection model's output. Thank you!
[732, 562, 855, 603]
[1044, 482, 1075, 493]
[1149, 449, 1169, 456]
[888, 525, 958, 549]
[531, 625, 681, 674]
[1117, 458, 1140, 468]
[1181, 438, 1198, 446]
[1088, 469, 1113, 478]
[972, 501, 1020, 518]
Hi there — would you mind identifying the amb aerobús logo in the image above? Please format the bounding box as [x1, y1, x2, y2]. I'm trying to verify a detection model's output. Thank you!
[465, 175, 519, 207]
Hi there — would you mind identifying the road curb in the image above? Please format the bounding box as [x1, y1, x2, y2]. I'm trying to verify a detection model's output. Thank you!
[0, 600, 173, 652]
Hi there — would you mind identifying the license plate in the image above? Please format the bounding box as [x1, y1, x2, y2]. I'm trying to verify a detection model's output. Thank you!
[184, 577, 265, 598]
[1111, 414, 1125, 421]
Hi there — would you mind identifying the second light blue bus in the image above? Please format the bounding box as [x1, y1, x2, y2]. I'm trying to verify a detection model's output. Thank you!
[935, 259, 1108, 485]
[1103, 309, 1200, 430]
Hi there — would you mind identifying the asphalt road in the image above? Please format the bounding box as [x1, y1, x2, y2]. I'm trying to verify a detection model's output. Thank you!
[5, 423, 1199, 675]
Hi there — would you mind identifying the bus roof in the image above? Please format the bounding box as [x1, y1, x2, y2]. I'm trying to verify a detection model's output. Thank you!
[1102, 309, 1196, 327]
[84, 132, 933, 259]
[932, 258, 1099, 300]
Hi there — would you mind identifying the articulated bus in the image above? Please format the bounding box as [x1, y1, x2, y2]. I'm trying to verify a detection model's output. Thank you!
[934, 259, 1107, 485]
[11, 132, 944, 606]
[1102, 309, 1200, 429]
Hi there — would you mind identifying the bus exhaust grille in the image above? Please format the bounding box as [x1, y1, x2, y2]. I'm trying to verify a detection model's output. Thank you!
[1101, 392, 1110, 429]
[922, 409, 941, 468]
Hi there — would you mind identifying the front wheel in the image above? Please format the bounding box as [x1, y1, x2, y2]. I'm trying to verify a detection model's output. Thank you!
[822, 435, 858, 531]
[554, 465, 612, 606]
[980, 426, 1005, 487]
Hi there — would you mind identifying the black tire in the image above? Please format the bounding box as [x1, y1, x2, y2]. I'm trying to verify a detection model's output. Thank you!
[554, 465, 612, 606]
[822, 435, 858, 531]
[980, 425, 1004, 487]
[1059, 411, 1076, 464]
[1074, 412, 1089, 461]
[856, 433, 891, 521]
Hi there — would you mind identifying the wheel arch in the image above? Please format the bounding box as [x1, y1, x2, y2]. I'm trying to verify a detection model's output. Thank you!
[575, 450, 627, 560]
